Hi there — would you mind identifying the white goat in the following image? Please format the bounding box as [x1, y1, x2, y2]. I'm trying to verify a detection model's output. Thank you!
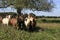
[24, 17, 33, 27]
[2, 15, 11, 26]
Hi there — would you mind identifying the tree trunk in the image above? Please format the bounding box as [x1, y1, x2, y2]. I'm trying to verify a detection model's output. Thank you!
[17, 8, 22, 15]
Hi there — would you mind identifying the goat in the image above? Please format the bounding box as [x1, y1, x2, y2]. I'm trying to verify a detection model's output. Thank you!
[2, 15, 11, 26]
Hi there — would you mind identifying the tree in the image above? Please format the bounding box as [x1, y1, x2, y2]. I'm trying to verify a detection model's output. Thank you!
[1, 0, 54, 14]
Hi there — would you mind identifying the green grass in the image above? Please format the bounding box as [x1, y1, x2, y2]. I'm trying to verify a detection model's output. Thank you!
[0, 25, 60, 40]
[37, 18, 60, 23]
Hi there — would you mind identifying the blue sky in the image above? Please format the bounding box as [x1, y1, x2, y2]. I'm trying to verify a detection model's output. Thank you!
[0, 0, 60, 16]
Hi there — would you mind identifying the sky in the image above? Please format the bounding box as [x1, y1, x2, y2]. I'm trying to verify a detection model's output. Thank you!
[0, 0, 60, 16]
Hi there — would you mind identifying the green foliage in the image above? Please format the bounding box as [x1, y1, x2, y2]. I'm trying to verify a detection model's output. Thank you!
[6, 0, 54, 11]
[14, 0, 53, 11]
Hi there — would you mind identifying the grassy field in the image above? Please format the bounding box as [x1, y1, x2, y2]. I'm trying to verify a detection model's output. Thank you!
[37, 18, 60, 23]
[0, 18, 60, 40]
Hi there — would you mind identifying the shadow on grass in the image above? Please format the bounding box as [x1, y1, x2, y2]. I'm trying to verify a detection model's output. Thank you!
[19, 26, 45, 33]
[32, 26, 44, 32]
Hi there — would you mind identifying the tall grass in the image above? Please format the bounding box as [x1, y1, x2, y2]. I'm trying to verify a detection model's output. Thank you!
[0, 25, 60, 40]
